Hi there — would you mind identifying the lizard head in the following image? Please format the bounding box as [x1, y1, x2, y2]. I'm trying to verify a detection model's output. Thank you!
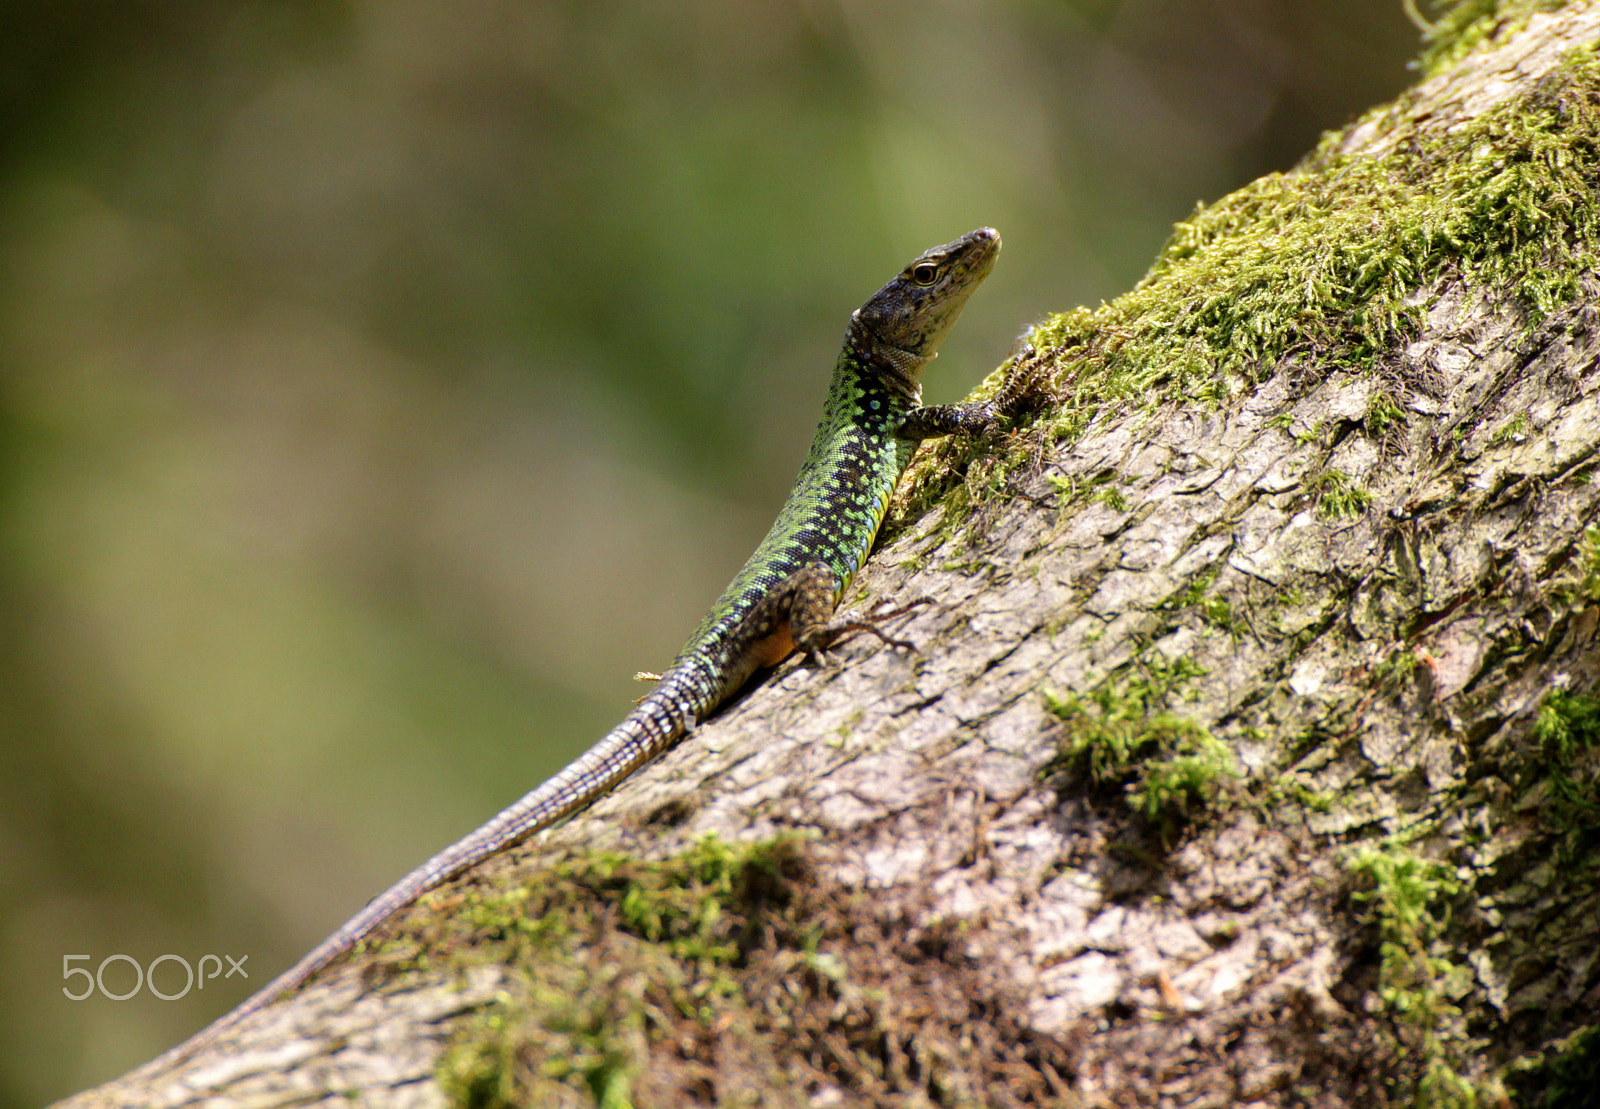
[850, 227, 1000, 373]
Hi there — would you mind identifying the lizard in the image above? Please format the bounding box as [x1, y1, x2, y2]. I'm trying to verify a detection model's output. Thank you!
[179, 226, 1008, 1050]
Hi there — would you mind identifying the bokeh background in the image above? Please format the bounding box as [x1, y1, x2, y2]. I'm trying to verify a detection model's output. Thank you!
[1, 1, 1422, 1103]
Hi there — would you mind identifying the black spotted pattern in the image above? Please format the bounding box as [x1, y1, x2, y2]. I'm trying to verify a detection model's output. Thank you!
[672, 350, 912, 696]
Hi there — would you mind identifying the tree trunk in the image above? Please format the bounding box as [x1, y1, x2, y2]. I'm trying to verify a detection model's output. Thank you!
[55, 5, 1600, 1106]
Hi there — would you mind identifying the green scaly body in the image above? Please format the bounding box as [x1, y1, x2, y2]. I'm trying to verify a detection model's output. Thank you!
[172, 227, 1003, 1052]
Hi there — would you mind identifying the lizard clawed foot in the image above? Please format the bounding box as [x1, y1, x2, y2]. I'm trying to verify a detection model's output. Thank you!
[819, 595, 933, 655]
[992, 342, 1058, 420]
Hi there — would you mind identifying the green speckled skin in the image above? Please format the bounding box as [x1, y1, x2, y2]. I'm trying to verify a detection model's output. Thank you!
[176, 228, 1003, 1050]
[678, 227, 1003, 694]
[685, 349, 917, 647]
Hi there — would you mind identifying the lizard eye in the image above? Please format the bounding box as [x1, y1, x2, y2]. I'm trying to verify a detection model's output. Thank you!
[910, 262, 941, 286]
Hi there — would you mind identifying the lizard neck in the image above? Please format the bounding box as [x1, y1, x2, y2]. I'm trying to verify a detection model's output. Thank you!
[844, 313, 927, 407]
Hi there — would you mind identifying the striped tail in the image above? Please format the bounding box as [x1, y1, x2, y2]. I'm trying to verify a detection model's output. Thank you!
[170, 682, 698, 1054]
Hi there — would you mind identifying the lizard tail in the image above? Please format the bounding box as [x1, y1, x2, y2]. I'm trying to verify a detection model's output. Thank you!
[168, 684, 697, 1055]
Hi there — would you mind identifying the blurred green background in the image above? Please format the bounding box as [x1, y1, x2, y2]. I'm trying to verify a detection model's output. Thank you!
[0, 1, 1419, 1103]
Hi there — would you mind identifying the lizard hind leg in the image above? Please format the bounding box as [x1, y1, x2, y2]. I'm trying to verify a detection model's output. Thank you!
[787, 562, 929, 659]
[722, 563, 925, 687]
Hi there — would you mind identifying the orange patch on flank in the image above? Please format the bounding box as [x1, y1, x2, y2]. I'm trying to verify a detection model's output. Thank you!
[749, 622, 796, 669]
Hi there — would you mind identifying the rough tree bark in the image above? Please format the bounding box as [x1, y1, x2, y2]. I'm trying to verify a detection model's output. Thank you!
[57, 4, 1600, 1106]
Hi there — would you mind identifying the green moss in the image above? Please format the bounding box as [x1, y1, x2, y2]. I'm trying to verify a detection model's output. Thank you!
[1490, 412, 1530, 445]
[1346, 841, 1463, 1000]
[1366, 390, 1407, 436]
[446, 998, 639, 1109]
[1294, 420, 1327, 446]
[1042, 469, 1129, 516]
[1267, 778, 1336, 813]
[1345, 839, 1490, 1106]
[1157, 568, 1238, 634]
[1046, 472, 1079, 508]
[1042, 654, 1236, 838]
[1093, 484, 1129, 512]
[899, 40, 1600, 533]
[1530, 689, 1600, 836]
[1130, 739, 1237, 823]
[1505, 1023, 1600, 1108]
[1415, 0, 1572, 78]
[1373, 646, 1421, 690]
[435, 836, 810, 1109]
[1195, 593, 1234, 632]
[1309, 469, 1373, 520]
[433, 834, 1072, 1106]
[1162, 569, 1219, 612]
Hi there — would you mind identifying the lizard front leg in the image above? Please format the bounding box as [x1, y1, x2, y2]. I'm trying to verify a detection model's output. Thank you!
[897, 399, 1003, 441]
[898, 348, 1055, 442]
